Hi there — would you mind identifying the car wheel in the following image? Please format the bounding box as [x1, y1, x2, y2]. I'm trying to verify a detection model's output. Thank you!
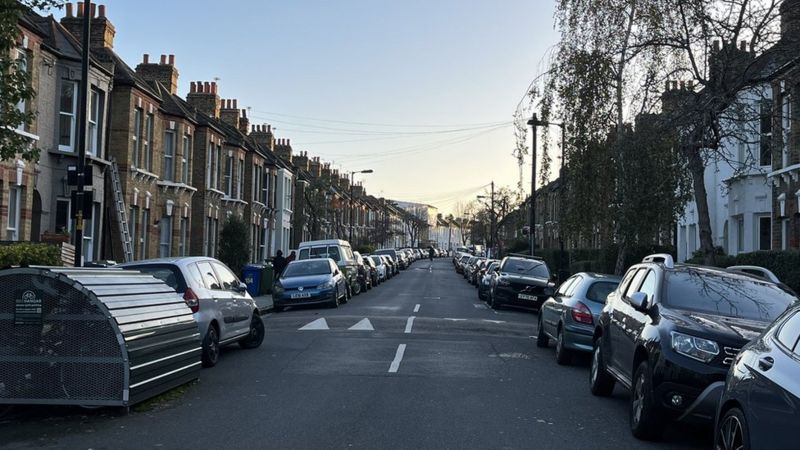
[239, 315, 265, 349]
[536, 315, 549, 348]
[353, 281, 362, 296]
[329, 292, 340, 308]
[630, 361, 663, 440]
[715, 407, 750, 450]
[589, 341, 615, 396]
[201, 325, 220, 368]
[490, 294, 502, 310]
[345, 285, 352, 301]
[555, 327, 571, 365]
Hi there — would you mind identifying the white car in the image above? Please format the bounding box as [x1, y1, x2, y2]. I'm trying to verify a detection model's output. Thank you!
[119, 257, 264, 368]
[368, 255, 388, 281]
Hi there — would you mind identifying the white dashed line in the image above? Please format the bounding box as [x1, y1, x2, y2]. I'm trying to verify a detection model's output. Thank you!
[444, 318, 467, 321]
[413, 304, 420, 313]
[404, 316, 415, 333]
[388, 344, 407, 373]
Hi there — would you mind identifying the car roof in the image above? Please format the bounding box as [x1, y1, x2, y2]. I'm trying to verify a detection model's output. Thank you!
[118, 256, 216, 267]
[573, 272, 622, 281]
[298, 239, 351, 248]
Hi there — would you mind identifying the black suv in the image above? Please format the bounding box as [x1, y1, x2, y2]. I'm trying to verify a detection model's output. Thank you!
[589, 254, 797, 440]
[488, 254, 555, 310]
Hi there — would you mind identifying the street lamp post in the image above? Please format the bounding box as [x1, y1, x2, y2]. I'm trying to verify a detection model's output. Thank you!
[527, 114, 565, 256]
[349, 169, 373, 243]
[477, 180, 495, 258]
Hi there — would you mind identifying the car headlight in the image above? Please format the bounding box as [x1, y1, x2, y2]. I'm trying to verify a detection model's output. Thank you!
[317, 279, 336, 290]
[497, 277, 511, 286]
[671, 332, 719, 363]
[272, 283, 284, 295]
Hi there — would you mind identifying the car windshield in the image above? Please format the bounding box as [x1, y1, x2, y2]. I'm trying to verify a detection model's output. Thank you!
[502, 258, 550, 279]
[370, 256, 383, 265]
[585, 281, 618, 304]
[282, 260, 331, 277]
[664, 270, 797, 322]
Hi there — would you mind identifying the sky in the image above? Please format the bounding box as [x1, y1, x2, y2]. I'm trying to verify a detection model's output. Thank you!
[54, 0, 560, 215]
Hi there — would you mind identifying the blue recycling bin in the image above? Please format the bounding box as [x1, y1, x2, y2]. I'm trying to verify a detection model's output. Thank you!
[242, 264, 264, 297]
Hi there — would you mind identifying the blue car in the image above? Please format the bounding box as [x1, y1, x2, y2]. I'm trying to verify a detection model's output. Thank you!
[272, 258, 349, 312]
[537, 272, 621, 365]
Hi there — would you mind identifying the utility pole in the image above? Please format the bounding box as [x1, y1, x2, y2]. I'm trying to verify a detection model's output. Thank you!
[527, 114, 542, 256]
[348, 169, 373, 243]
[73, 0, 91, 266]
[490, 181, 495, 258]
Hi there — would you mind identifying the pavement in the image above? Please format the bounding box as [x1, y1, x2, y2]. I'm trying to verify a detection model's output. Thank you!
[0, 259, 711, 449]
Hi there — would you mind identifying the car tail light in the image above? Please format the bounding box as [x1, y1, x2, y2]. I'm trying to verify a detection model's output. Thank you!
[184, 288, 200, 313]
[571, 302, 593, 324]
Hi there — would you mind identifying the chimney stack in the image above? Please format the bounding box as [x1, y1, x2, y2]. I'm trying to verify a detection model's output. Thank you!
[219, 98, 241, 129]
[238, 109, 249, 135]
[781, 0, 800, 41]
[250, 123, 275, 149]
[135, 53, 180, 95]
[60, 2, 116, 49]
[186, 80, 221, 118]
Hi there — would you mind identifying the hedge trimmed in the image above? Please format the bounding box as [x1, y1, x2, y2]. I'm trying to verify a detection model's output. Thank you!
[0, 242, 62, 268]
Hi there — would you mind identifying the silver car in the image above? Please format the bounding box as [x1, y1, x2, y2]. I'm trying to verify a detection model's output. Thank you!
[119, 257, 264, 368]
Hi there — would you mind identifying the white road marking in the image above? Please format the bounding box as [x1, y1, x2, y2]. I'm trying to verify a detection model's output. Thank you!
[388, 344, 407, 373]
[413, 304, 420, 313]
[473, 304, 488, 309]
[483, 319, 506, 324]
[298, 318, 329, 330]
[423, 297, 440, 300]
[444, 318, 467, 321]
[348, 318, 374, 331]
[404, 316, 415, 333]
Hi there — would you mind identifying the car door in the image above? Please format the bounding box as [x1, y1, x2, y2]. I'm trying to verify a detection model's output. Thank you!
[196, 260, 232, 339]
[619, 269, 656, 379]
[609, 267, 646, 378]
[746, 311, 800, 443]
[544, 276, 577, 335]
[212, 261, 252, 337]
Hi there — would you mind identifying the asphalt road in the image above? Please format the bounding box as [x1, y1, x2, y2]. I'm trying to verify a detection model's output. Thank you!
[1, 258, 711, 449]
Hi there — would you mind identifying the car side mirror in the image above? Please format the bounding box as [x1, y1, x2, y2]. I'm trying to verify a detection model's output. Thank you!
[237, 282, 248, 294]
[334, 269, 340, 275]
[629, 292, 649, 311]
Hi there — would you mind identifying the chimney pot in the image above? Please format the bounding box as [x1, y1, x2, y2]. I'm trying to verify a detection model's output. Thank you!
[687, 80, 694, 90]
[267, 125, 272, 133]
[739, 40, 747, 51]
[190, 81, 195, 93]
[713, 40, 720, 51]
[66, 3, 73, 16]
[168, 54, 174, 65]
[233, 99, 237, 109]
[211, 81, 217, 94]
[98, 4, 106, 18]
[665, 80, 670, 91]
[90, 3, 96, 18]
[160, 54, 167, 64]
[204, 81, 210, 93]
[77, 2, 84, 16]
[287, 139, 291, 146]
[143, 53, 149, 64]
[672, 80, 678, 90]
[680, 81, 686, 90]
[241, 109, 247, 118]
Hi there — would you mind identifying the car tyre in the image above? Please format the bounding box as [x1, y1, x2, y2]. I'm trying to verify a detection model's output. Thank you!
[715, 407, 750, 450]
[353, 280, 361, 296]
[490, 294, 502, 310]
[239, 315, 265, 349]
[201, 325, 220, 368]
[329, 292, 340, 308]
[536, 315, 549, 348]
[630, 361, 663, 440]
[589, 340, 615, 397]
[555, 327, 571, 365]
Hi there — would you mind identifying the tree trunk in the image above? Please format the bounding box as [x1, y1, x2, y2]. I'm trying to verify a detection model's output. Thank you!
[686, 147, 716, 265]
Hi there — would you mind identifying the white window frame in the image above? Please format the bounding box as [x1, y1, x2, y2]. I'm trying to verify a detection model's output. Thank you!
[129, 206, 138, 260]
[82, 203, 99, 263]
[757, 215, 772, 251]
[736, 216, 745, 253]
[206, 144, 214, 189]
[141, 208, 150, 259]
[143, 113, 154, 172]
[224, 153, 233, 197]
[59, 80, 78, 152]
[132, 108, 143, 167]
[15, 49, 28, 126]
[163, 130, 176, 181]
[782, 219, 789, 250]
[783, 92, 792, 169]
[88, 89, 100, 156]
[236, 158, 244, 199]
[6, 187, 22, 241]
[182, 134, 191, 184]
[179, 216, 188, 256]
[159, 215, 172, 257]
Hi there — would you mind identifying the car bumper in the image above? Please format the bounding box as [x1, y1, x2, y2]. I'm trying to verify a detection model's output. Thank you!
[493, 286, 544, 309]
[652, 351, 730, 424]
[561, 323, 594, 353]
[274, 289, 336, 307]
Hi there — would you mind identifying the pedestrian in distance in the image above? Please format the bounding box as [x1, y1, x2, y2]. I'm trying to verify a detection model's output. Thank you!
[287, 250, 296, 263]
[429, 247, 435, 262]
[273, 250, 287, 278]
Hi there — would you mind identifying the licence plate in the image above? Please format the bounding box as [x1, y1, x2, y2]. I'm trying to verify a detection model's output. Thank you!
[291, 292, 312, 299]
[518, 294, 538, 301]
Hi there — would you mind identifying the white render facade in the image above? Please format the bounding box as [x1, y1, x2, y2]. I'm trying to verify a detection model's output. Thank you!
[677, 87, 773, 262]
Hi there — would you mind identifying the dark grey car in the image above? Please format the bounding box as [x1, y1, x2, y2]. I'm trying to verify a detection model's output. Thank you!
[537, 272, 621, 365]
[714, 301, 800, 450]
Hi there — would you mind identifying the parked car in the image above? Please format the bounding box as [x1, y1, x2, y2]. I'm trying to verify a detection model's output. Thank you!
[361, 252, 380, 286]
[375, 248, 404, 270]
[272, 258, 349, 311]
[455, 254, 471, 274]
[488, 255, 554, 310]
[353, 251, 373, 292]
[537, 273, 621, 365]
[298, 239, 359, 296]
[369, 255, 388, 282]
[478, 261, 500, 300]
[118, 256, 264, 368]
[463, 256, 480, 279]
[714, 300, 800, 450]
[589, 254, 797, 440]
[381, 255, 397, 276]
